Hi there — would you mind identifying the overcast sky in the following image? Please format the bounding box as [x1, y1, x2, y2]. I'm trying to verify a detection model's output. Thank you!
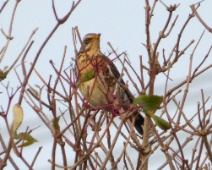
[1, 0, 212, 169]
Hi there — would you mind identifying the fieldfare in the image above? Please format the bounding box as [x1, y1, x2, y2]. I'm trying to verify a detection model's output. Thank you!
[76, 33, 144, 135]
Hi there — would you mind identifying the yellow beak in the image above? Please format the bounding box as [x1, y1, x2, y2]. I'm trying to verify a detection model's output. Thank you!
[94, 33, 101, 39]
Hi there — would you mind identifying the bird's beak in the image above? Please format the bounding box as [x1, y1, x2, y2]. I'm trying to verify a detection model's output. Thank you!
[94, 34, 101, 39]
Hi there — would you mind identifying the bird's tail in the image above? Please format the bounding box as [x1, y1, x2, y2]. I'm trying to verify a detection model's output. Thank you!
[130, 111, 144, 135]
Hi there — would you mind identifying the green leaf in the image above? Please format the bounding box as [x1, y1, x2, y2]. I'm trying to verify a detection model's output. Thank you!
[133, 95, 163, 112]
[19, 140, 37, 147]
[76, 70, 95, 87]
[0, 70, 7, 80]
[52, 116, 60, 131]
[152, 115, 171, 130]
[15, 132, 38, 147]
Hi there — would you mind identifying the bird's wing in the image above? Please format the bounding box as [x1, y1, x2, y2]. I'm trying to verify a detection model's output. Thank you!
[101, 54, 135, 103]
[102, 54, 144, 134]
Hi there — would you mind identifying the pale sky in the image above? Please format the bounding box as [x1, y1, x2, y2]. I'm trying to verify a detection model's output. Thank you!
[0, 0, 212, 169]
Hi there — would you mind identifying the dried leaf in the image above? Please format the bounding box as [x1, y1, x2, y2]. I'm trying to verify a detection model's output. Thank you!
[29, 85, 39, 97]
[11, 104, 24, 136]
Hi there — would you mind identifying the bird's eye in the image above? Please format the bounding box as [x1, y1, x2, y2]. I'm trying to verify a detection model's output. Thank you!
[84, 38, 92, 45]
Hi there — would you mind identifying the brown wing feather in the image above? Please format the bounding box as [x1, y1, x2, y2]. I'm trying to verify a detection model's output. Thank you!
[102, 54, 144, 134]
[101, 55, 134, 103]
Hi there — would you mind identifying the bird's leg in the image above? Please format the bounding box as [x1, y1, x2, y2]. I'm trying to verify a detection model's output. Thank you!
[108, 105, 120, 117]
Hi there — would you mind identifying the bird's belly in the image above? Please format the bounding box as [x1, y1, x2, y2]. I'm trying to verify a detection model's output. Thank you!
[79, 79, 109, 107]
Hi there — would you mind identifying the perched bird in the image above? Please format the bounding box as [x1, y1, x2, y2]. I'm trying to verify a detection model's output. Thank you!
[76, 33, 144, 135]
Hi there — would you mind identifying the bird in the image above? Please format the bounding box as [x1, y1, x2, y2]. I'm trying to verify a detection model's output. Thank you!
[75, 33, 144, 135]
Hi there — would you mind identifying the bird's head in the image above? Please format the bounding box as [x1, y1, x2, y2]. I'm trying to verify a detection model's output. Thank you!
[79, 33, 101, 54]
